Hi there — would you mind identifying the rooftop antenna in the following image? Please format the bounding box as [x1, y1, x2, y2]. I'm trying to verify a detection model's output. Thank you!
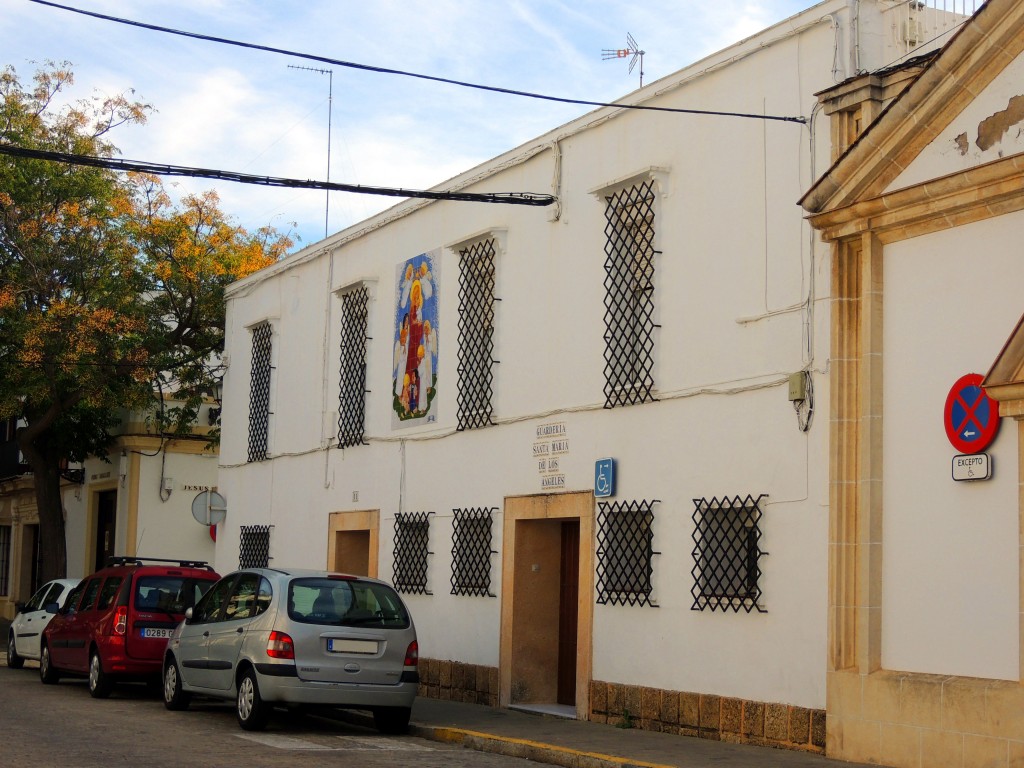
[602, 33, 645, 88]
[288, 64, 333, 239]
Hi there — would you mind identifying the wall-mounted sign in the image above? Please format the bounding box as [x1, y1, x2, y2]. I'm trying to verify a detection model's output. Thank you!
[535, 421, 567, 489]
[944, 373, 1000, 454]
[952, 453, 992, 482]
[595, 458, 616, 498]
[191, 490, 227, 526]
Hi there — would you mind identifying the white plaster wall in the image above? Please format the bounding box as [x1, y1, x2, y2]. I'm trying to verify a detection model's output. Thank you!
[890, 52, 1024, 192]
[134, 450, 218, 565]
[62, 484, 88, 579]
[882, 210, 1023, 681]
[217, 0, 881, 709]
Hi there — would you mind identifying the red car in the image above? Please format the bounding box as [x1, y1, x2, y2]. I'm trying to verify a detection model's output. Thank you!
[40, 557, 220, 698]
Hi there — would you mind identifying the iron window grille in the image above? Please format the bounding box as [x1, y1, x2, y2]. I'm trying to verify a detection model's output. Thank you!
[691, 494, 767, 613]
[393, 512, 433, 595]
[457, 239, 498, 430]
[450, 507, 497, 597]
[247, 322, 273, 462]
[338, 285, 371, 448]
[239, 524, 272, 569]
[596, 499, 660, 607]
[0, 524, 10, 595]
[602, 181, 659, 408]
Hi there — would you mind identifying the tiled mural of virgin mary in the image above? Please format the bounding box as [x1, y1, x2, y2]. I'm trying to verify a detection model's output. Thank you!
[392, 250, 439, 428]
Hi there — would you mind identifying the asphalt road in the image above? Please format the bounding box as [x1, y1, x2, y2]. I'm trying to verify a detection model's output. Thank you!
[0, 665, 525, 768]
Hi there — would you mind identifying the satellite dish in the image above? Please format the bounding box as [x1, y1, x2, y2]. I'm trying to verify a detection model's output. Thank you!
[191, 490, 227, 526]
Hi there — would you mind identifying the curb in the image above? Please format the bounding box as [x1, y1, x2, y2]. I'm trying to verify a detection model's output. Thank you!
[327, 710, 675, 768]
[416, 725, 677, 768]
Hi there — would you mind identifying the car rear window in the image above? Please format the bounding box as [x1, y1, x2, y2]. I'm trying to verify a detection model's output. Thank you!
[97, 577, 123, 610]
[288, 578, 410, 628]
[134, 575, 218, 615]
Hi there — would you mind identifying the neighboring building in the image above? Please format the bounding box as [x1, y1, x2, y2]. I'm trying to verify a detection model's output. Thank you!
[0, 401, 220, 620]
[214, 0, 974, 756]
[801, 0, 1021, 763]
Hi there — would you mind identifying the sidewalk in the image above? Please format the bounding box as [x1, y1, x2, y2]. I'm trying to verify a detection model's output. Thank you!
[402, 698, 872, 768]
[0, 628, 867, 768]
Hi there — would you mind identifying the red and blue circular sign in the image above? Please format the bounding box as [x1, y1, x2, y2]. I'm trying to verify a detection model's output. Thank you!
[944, 373, 1000, 454]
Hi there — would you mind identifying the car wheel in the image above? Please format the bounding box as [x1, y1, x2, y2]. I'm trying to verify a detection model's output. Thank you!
[236, 668, 269, 731]
[373, 706, 412, 735]
[39, 645, 60, 684]
[88, 651, 113, 699]
[6, 632, 25, 669]
[163, 658, 191, 711]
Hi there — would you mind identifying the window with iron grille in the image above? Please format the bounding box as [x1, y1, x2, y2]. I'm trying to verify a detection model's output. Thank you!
[247, 322, 273, 462]
[0, 524, 10, 595]
[691, 494, 767, 613]
[596, 500, 659, 607]
[450, 507, 497, 597]
[239, 524, 272, 569]
[456, 239, 497, 430]
[338, 285, 370, 448]
[393, 512, 432, 595]
[602, 180, 659, 408]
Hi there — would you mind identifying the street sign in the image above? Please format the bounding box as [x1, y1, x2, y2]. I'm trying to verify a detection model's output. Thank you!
[595, 458, 616, 498]
[943, 373, 1000, 454]
[191, 490, 227, 526]
[952, 453, 992, 481]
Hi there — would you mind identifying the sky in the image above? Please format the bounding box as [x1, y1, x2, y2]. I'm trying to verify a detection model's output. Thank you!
[2, 0, 814, 249]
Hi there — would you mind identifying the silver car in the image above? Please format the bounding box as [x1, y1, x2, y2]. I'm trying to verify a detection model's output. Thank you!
[162, 568, 418, 733]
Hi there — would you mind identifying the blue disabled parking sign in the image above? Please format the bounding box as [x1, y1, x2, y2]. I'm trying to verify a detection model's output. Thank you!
[595, 458, 616, 498]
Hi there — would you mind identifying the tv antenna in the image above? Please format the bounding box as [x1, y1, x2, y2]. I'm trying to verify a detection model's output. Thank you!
[602, 33, 645, 88]
[288, 64, 333, 239]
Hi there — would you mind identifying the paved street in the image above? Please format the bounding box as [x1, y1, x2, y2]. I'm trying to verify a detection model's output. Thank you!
[0, 665, 525, 768]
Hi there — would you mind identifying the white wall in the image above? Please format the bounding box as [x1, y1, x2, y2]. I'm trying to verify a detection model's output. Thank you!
[217, 0, 897, 709]
[882, 210, 1023, 681]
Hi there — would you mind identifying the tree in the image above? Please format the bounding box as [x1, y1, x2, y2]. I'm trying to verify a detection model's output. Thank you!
[0, 62, 291, 582]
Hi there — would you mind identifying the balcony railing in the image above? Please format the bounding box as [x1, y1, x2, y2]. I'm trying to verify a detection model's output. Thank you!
[882, 0, 985, 58]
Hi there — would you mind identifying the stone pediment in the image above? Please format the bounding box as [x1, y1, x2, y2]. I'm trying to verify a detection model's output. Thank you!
[801, 0, 1024, 222]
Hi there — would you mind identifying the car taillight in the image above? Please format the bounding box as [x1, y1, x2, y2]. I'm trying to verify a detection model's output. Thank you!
[112, 606, 127, 636]
[267, 631, 294, 659]
[404, 640, 419, 667]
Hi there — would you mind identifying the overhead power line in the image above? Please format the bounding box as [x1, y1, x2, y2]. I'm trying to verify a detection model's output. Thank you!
[29, 0, 807, 125]
[0, 143, 556, 206]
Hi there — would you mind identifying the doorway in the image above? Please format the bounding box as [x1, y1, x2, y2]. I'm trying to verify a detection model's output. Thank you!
[501, 492, 593, 719]
[327, 510, 379, 577]
[94, 490, 117, 571]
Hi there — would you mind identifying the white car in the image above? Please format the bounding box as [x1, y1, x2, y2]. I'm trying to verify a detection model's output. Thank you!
[7, 579, 80, 668]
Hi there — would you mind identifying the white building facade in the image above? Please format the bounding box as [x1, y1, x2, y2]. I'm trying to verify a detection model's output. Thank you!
[215, 0, 966, 753]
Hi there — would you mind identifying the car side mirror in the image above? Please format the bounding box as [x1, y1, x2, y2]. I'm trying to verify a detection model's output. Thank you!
[14, 601, 25, 613]
[44, 602, 59, 614]
[184, 607, 194, 624]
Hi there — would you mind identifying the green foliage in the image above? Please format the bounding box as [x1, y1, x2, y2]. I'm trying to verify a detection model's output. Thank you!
[0, 62, 291, 579]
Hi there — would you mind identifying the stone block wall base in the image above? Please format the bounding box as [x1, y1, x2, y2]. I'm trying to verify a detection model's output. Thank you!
[416, 664, 826, 756]
[418, 658, 499, 707]
[590, 680, 826, 754]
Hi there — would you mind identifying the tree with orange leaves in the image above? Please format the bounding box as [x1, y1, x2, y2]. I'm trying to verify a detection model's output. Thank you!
[0, 63, 291, 582]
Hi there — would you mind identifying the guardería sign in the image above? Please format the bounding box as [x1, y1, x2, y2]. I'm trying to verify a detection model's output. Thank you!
[944, 373, 1000, 454]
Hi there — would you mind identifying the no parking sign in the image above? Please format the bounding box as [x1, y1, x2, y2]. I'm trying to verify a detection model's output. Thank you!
[944, 373, 1000, 454]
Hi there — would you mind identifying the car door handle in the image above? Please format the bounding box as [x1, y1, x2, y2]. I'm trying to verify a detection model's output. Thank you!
[203, 631, 210, 637]
[236, 627, 244, 634]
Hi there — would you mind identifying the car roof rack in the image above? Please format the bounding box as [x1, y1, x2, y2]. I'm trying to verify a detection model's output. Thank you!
[105, 556, 214, 571]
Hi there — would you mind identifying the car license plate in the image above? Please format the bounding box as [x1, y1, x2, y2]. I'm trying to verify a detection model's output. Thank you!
[327, 638, 378, 654]
[142, 627, 173, 639]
